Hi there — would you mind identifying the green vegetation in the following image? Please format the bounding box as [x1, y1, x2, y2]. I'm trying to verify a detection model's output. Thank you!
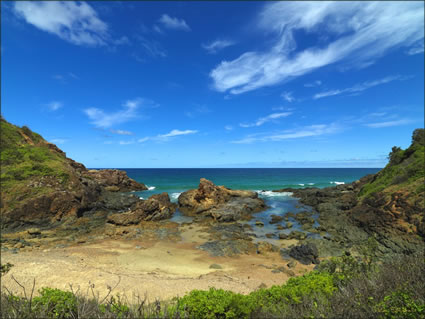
[359, 128, 425, 200]
[0, 119, 73, 210]
[2, 253, 424, 318]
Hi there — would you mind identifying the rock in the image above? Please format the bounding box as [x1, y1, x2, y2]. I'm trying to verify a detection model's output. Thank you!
[105, 186, 120, 192]
[257, 241, 277, 254]
[285, 222, 293, 229]
[27, 228, 41, 236]
[14, 242, 24, 249]
[107, 193, 177, 225]
[85, 169, 147, 192]
[265, 233, 274, 238]
[289, 243, 320, 265]
[288, 231, 307, 240]
[279, 233, 289, 240]
[287, 260, 297, 268]
[198, 239, 257, 257]
[209, 264, 223, 269]
[178, 179, 266, 221]
[255, 221, 264, 227]
[270, 214, 284, 224]
[276, 225, 284, 230]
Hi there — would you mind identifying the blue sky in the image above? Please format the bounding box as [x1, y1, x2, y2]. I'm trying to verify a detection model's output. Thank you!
[1, 1, 424, 168]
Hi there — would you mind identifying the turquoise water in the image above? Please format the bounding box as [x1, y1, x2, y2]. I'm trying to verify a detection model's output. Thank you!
[120, 168, 380, 242]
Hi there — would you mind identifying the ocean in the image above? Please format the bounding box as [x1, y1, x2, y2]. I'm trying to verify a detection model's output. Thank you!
[121, 168, 381, 241]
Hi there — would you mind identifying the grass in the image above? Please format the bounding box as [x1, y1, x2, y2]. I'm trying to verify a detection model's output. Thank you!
[0, 119, 73, 211]
[1, 251, 424, 318]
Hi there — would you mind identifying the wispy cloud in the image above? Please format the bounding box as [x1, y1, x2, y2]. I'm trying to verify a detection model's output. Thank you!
[138, 129, 198, 143]
[110, 129, 133, 135]
[240, 112, 292, 128]
[407, 41, 424, 55]
[304, 80, 322, 88]
[365, 119, 414, 128]
[185, 105, 211, 118]
[84, 98, 145, 128]
[158, 14, 190, 32]
[232, 123, 341, 144]
[210, 2, 424, 94]
[202, 39, 235, 54]
[281, 91, 295, 102]
[314, 75, 404, 99]
[14, 1, 110, 47]
[225, 125, 234, 131]
[47, 101, 63, 111]
[135, 35, 167, 58]
[119, 140, 135, 145]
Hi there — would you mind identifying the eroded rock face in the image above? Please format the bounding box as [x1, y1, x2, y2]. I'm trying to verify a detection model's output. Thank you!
[85, 169, 147, 192]
[178, 178, 266, 221]
[107, 193, 177, 226]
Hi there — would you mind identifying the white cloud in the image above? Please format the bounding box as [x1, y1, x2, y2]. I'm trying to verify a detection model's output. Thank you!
[110, 129, 133, 135]
[158, 129, 198, 138]
[138, 129, 198, 143]
[304, 80, 322, 87]
[138, 137, 150, 143]
[47, 101, 63, 111]
[407, 41, 424, 55]
[119, 140, 135, 145]
[225, 125, 234, 131]
[240, 112, 292, 128]
[202, 39, 235, 54]
[281, 91, 295, 102]
[158, 14, 190, 31]
[136, 35, 167, 58]
[314, 75, 403, 99]
[232, 123, 340, 144]
[210, 2, 424, 94]
[365, 119, 414, 128]
[84, 98, 144, 128]
[14, 1, 110, 46]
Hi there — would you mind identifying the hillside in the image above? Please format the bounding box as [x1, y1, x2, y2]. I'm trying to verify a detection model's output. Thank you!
[0, 118, 146, 230]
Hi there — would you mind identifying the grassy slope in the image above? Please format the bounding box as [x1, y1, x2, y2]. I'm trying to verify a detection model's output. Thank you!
[359, 128, 425, 207]
[0, 118, 76, 211]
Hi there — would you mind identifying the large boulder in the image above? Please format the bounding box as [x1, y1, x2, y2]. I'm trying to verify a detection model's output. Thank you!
[85, 169, 147, 192]
[178, 178, 266, 221]
[289, 243, 320, 265]
[107, 192, 177, 225]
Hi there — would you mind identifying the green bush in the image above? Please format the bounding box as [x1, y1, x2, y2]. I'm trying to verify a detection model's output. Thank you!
[375, 290, 425, 319]
[99, 295, 131, 318]
[176, 287, 254, 319]
[32, 288, 77, 319]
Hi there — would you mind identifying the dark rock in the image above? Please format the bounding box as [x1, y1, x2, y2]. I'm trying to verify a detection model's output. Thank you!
[85, 169, 147, 192]
[287, 260, 297, 268]
[270, 214, 284, 224]
[209, 264, 223, 269]
[178, 179, 266, 221]
[289, 243, 320, 265]
[107, 193, 177, 225]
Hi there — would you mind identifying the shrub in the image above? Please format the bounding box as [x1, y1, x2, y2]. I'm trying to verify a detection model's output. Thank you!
[32, 288, 77, 319]
[176, 287, 254, 319]
[375, 290, 425, 319]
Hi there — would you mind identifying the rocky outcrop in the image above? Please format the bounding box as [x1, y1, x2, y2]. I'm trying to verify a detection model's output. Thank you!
[289, 243, 320, 265]
[107, 193, 177, 226]
[84, 169, 147, 192]
[178, 178, 266, 221]
[0, 119, 149, 231]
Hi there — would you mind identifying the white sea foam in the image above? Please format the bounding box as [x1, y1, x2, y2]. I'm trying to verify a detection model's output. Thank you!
[298, 183, 305, 186]
[147, 186, 156, 190]
[308, 183, 315, 185]
[256, 190, 293, 197]
[330, 181, 345, 185]
[171, 192, 182, 200]
[139, 196, 144, 200]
